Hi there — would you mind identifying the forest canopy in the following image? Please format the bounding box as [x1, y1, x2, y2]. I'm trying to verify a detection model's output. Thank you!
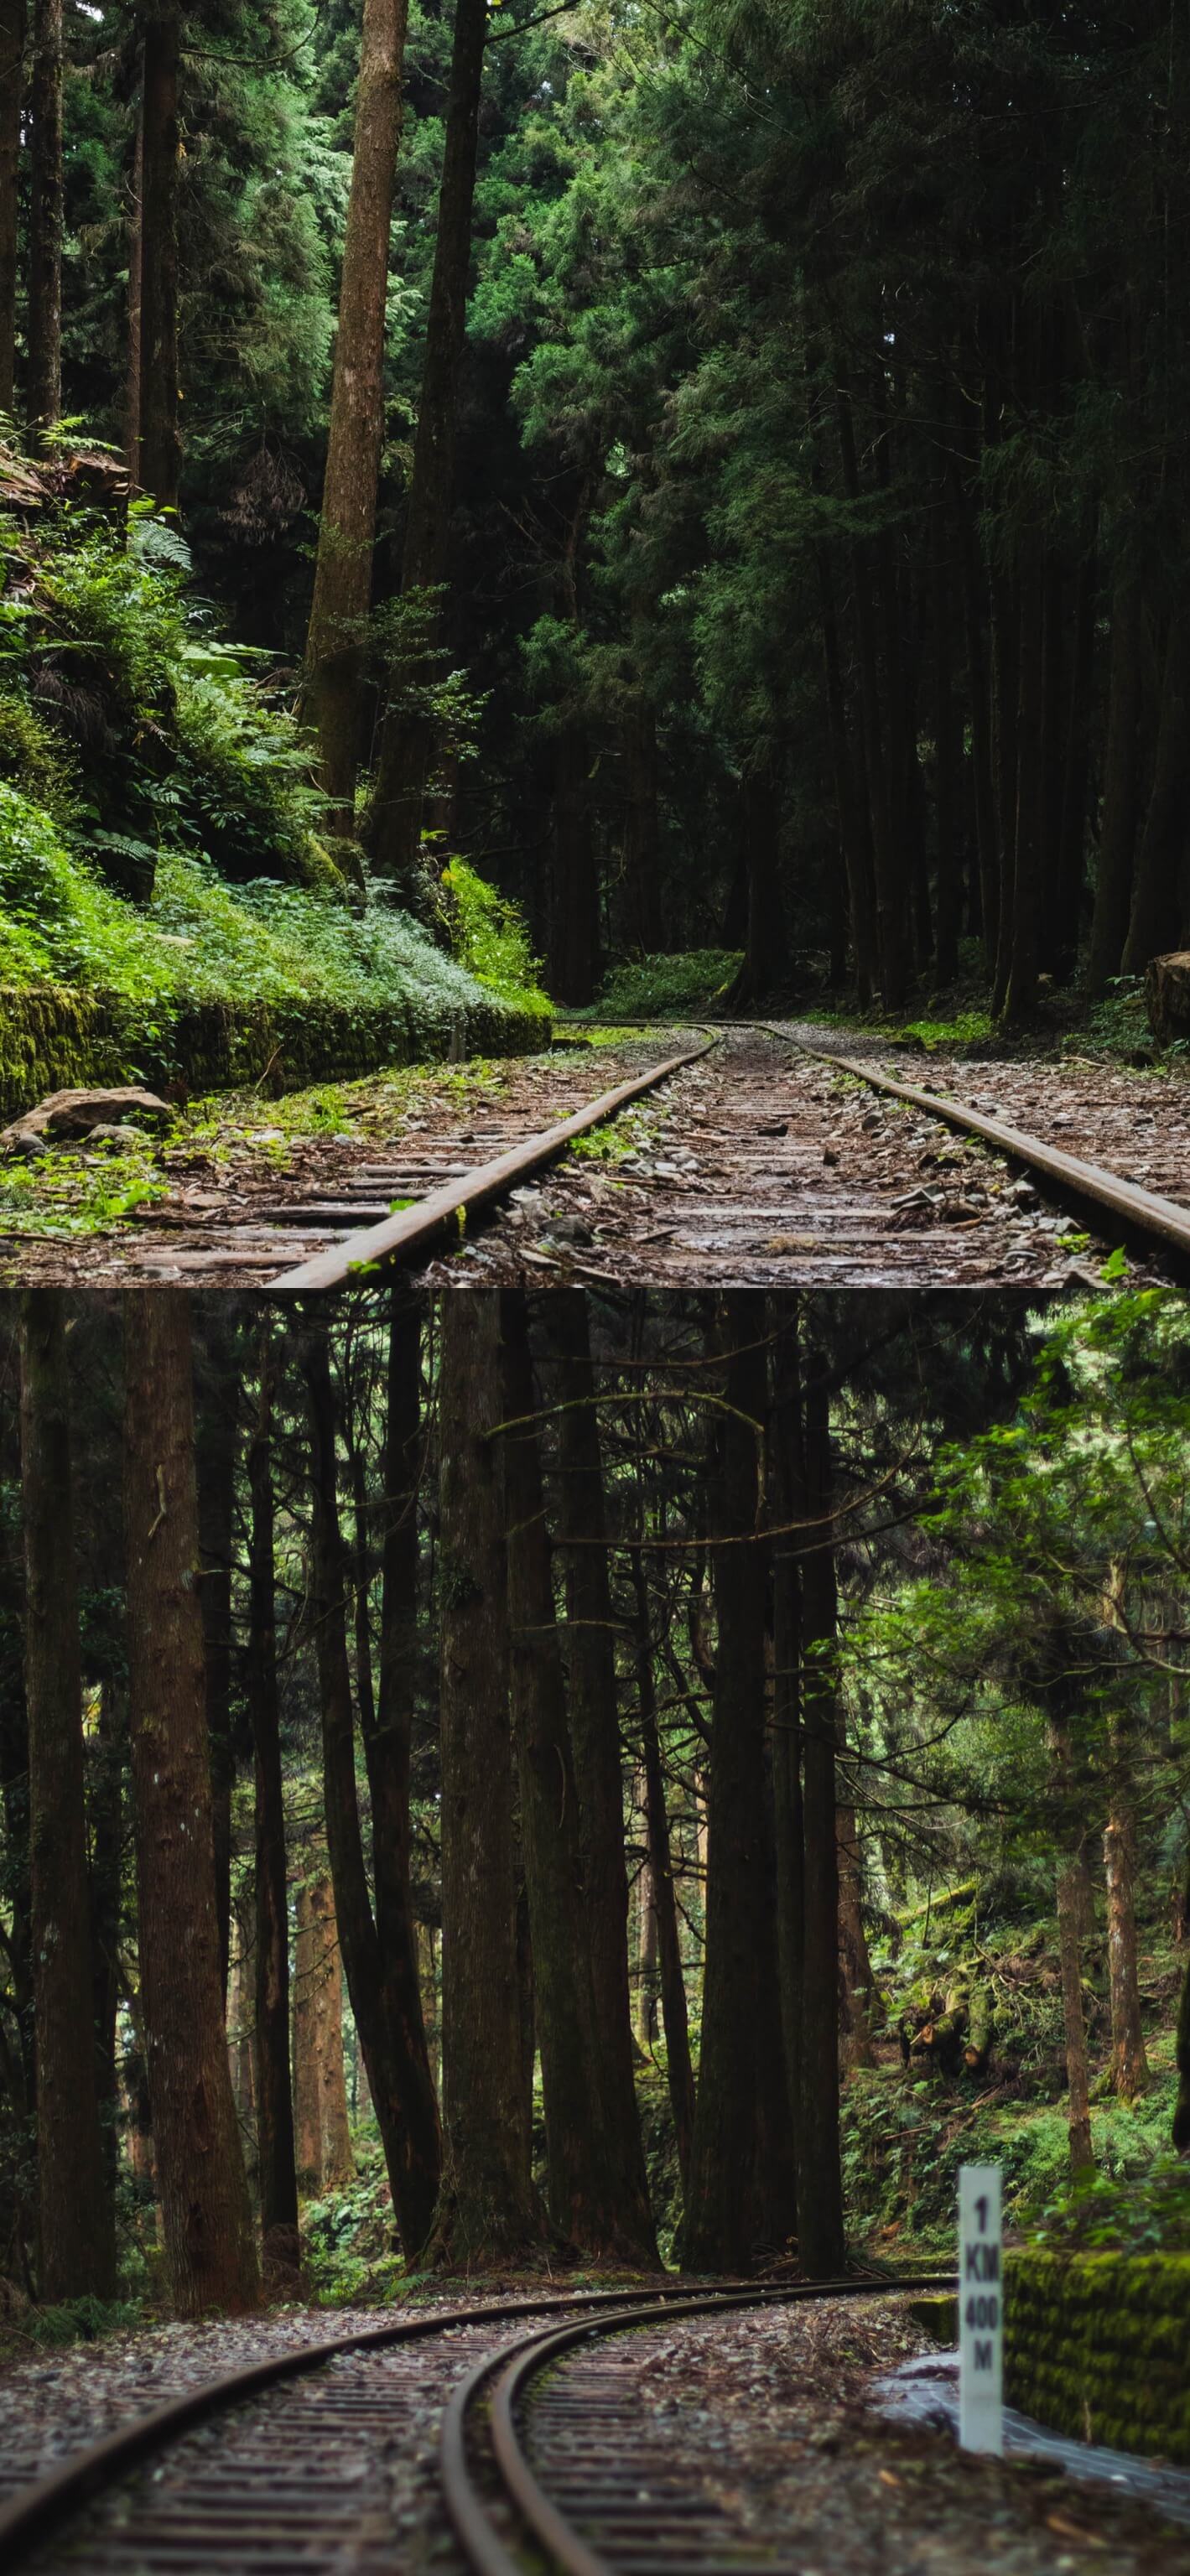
[3, 2, 1189, 1022]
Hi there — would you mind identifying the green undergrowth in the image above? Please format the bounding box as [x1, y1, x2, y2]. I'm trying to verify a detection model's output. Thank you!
[572, 949, 741, 1021]
[0, 2294, 144, 2367]
[843, 1876, 1183, 2262]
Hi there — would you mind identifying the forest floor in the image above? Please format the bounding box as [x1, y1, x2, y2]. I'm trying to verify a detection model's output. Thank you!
[0, 1021, 1185, 1290]
[2, 2293, 1187, 2573]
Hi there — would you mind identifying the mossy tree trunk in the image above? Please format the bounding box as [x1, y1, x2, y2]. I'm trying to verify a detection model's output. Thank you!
[20, 1291, 117, 2302]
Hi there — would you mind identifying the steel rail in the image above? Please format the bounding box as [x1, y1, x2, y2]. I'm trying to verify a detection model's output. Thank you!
[441, 2271, 959, 2576]
[0, 2276, 766, 2566]
[266, 1031, 718, 1291]
[759, 1027, 1190, 1275]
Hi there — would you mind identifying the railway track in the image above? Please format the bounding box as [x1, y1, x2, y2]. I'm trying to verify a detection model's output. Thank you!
[3, 1020, 1188, 1290]
[0, 2275, 954, 2576]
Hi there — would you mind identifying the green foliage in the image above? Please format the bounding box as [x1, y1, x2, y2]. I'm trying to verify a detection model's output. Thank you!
[19, 2295, 143, 2349]
[579, 951, 743, 1021]
[1027, 2157, 1190, 2259]
[301, 2140, 405, 2305]
[441, 860, 550, 1017]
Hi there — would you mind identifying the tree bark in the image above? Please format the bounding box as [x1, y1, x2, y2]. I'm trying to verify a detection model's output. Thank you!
[309, 1872, 353, 2187]
[1087, 576, 1142, 993]
[247, 1324, 299, 2272]
[1104, 1711, 1149, 2101]
[536, 1293, 657, 2257]
[727, 761, 791, 1008]
[0, 0, 23, 418]
[293, 1879, 322, 2194]
[770, 1306, 804, 2165]
[548, 723, 600, 1006]
[630, 1547, 695, 2184]
[20, 1291, 116, 2303]
[624, 701, 664, 953]
[138, 5, 181, 510]
[195, 1308, 238, 2003]
[122, 1291, 259, 2316]
[301, 1326, 439, 2251]
[678, 1296, 797, 2273]
[366, 0, 488, 884]
[1122, 612, 1190, 973]
[424, 1296, 543, 2264]
[1175, 1864, 1190, 2155]
[796, 1364, 845, 2277]
[27, 0, 62, 440]
[304, 0, 408, 836]
[501, 1289, 638, 2256]
[1047, 1712, 1094, 2174]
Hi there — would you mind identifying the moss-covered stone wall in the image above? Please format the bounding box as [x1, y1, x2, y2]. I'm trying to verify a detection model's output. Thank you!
[1005, 2248, 1190, 2462]
[0, 983, 544, 1120]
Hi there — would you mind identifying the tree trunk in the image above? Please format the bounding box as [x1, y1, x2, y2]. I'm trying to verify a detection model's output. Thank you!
[501, 1289, 637, 2256]
[138, 5, 181, 510]
[624, 700, 664, 953]
[537, 1293, 657, 2257]
[770, 1306, 804, 2163]
[549, 724, 600, 1005]
[301, 1327, 439, 2252]
[309, 1873, 353, 2187]
[304, 0, 408, 836]
[1104, 1712, 1149, 2101]
[247, 1325, 299, 2272]
[1087, 576, 1142, 994]
[837, 384, 907, 1011]
[1122, 612, 1190, 974]
[366, 0, 488, 885]
[0, 0, 23, 418]
[293, 1880, 322, 2194]
[20, 1291, 116, 2302]
[195, 1309, 238, 2003]
[796, 1364, 845, 2277]
[27, 0, 62, 440]
[91, 1679, 125, 2199]
[122, 1291, 259, 2317]
[817, 547, 876, 1005]
[727, 760, 791, 1008]
[1002, 545, 1046, 1024]
[679, 1296, 797, 2273]
[931, 494, 961, 983]
[424, 1296, 543, 2265]
[126, 102, 143, 486]
[630, 1547, 696, 2186]
[1175, 1865, 1190, 2155]
[1047, 1712, 1094, 2174]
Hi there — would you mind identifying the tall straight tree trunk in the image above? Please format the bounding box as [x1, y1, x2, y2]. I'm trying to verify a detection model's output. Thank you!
[195, 1309, 238, 2002]
[126, 105, 143, 485]
[91, 1680, 125, 2198]
[0, 0, 23, 416]
[537, 1294, 657, 2257]
[630, 1545, 695, 2183]
[424, 1296, 543, 2265]
[549, 723, 600, 1005]
[247, 1326, 299, 2272]
[1122, 612, 1190, 973]
[138, 5, 181, 510]
[931, 492, 961, 983]
[1087, 576, 1142, 993]
[950, 454, 999, 972]
[301, 1327, 439, 2252]
[309, 1873, 353, 2186]
[122, 1292, 259, 2317]
[1174, 1864, 1190, 2153]
[366, 0, 488, 885]
[1046, 1703, 1094, 2174]
[27, 0, 62, 440]
[770, 1306, 804, 2158]
[20, 1292, 116, 2302]
[796, 1366, 845, 2277]
[837, 383, 907, 1011]
[624, 700, 664, 953]
[293, 1881, 322, 2194]
[679, 1297, 797, 2273]
[1104, 1711, 1149, 2101]
[304, 0, 408, 836]
[1002, 545, 1046, 1024]
[501, 1289, 637, 2256]
[727, 759, 791, 1007]
[817, 549, 876, 1004]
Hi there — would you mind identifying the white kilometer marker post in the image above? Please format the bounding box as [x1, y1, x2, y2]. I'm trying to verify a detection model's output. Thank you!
[958, 2163, 1003, 2456]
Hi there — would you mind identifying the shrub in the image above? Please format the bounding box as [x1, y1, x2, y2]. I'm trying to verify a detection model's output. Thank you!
[441, 860, 550, 1016]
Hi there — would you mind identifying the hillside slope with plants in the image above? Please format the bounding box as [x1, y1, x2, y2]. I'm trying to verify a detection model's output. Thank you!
[0, 453, 548, 1111]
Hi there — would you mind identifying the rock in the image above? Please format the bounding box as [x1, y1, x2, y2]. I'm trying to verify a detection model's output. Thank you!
[0, 1086, 174, 1158]
[1145, 949, 1190, 1043]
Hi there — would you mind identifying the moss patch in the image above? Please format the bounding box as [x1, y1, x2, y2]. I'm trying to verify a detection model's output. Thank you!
[1005, 2248, 1190, 2461]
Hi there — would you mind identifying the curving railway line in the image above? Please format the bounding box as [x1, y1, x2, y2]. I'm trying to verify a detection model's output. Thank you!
[0, 2276, 953, 2576]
